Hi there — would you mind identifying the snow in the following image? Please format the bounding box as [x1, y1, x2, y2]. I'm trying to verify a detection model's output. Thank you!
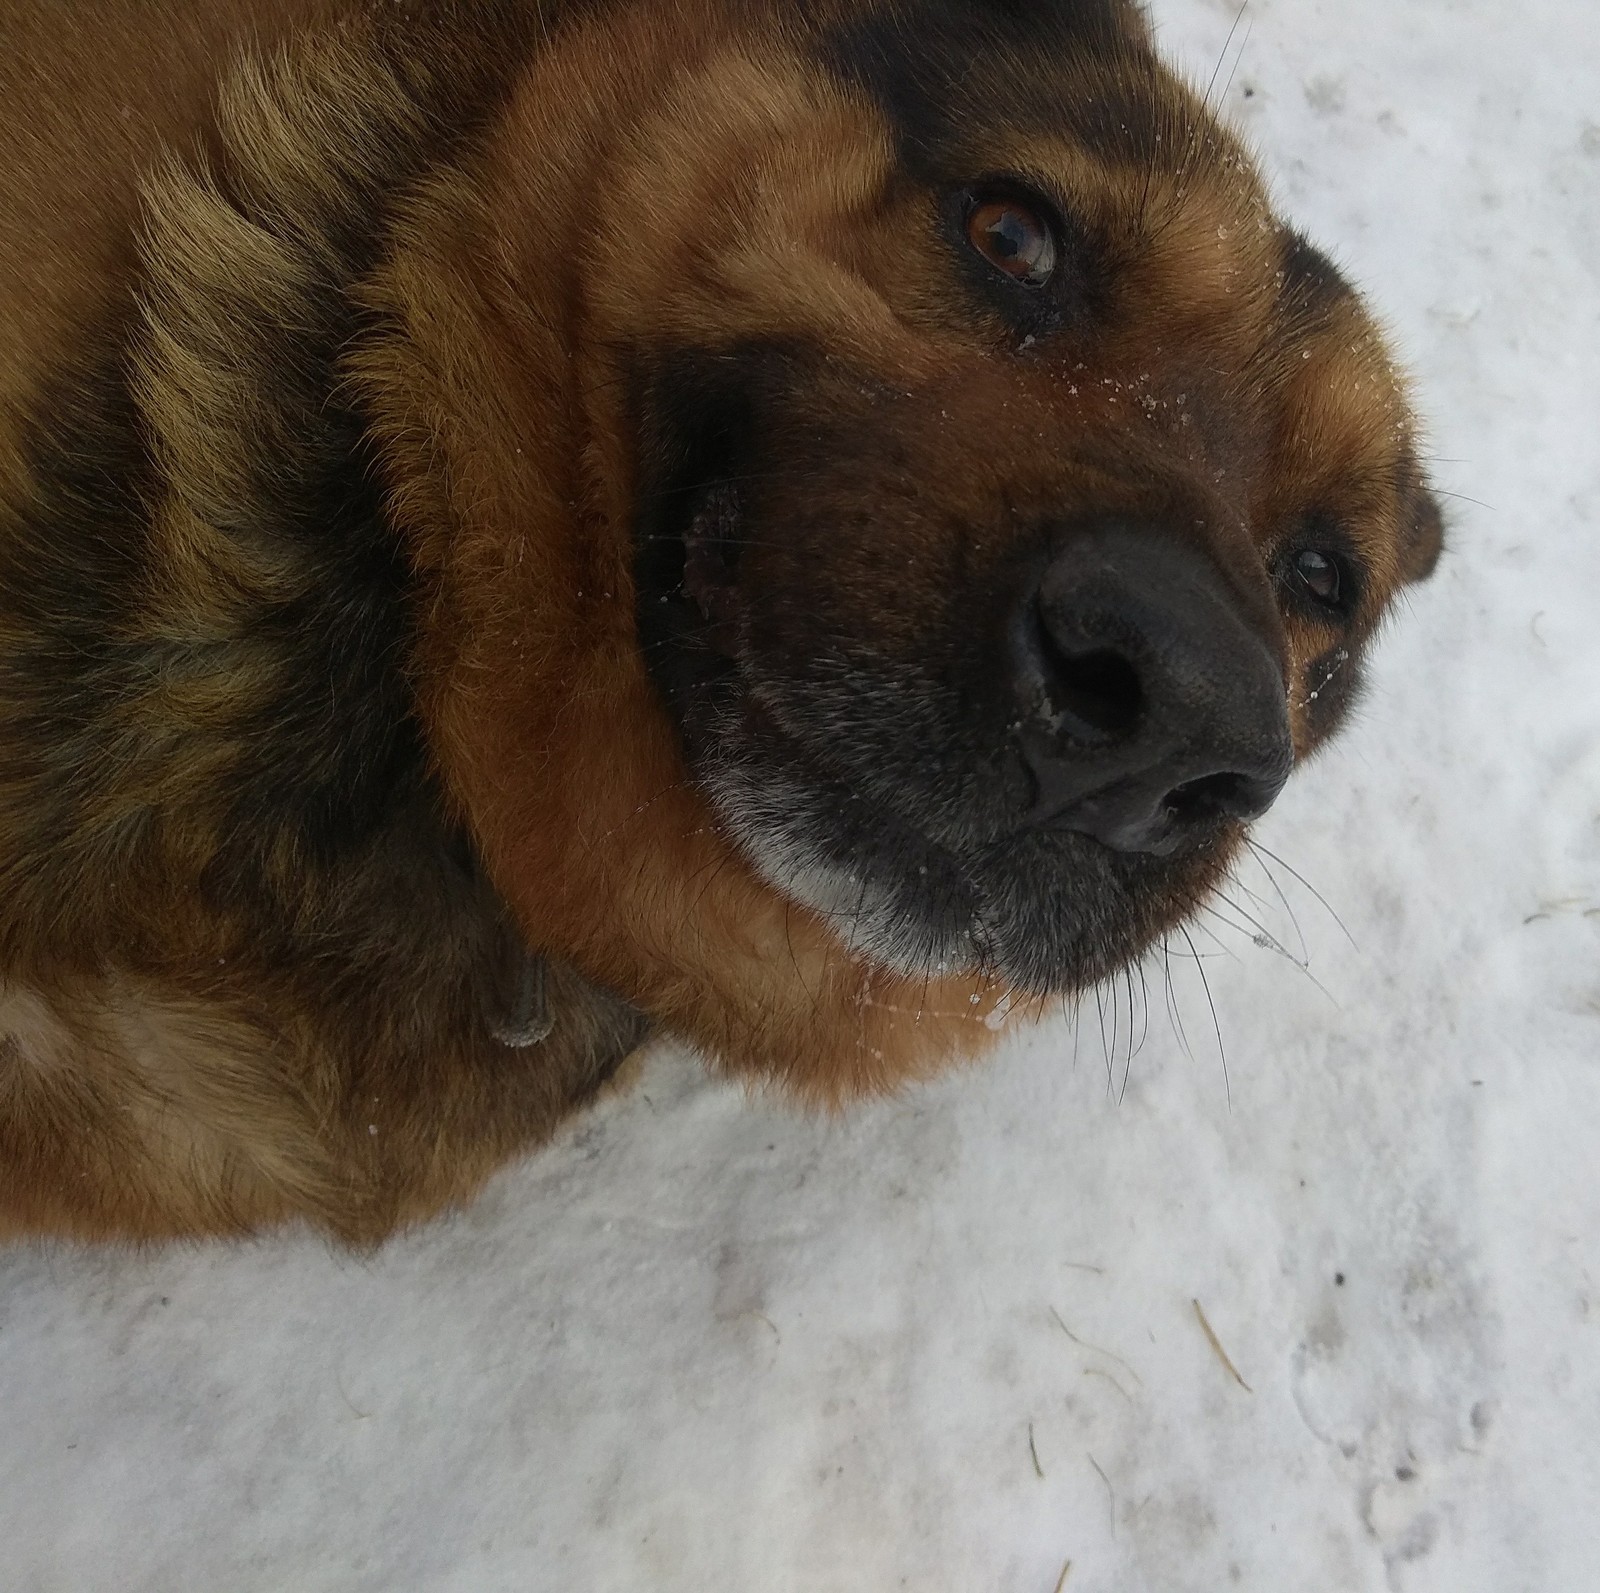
[4, 0, 1597, 1587]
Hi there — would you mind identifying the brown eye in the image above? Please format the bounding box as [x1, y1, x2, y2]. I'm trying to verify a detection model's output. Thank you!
[1292, 549, 1343, 607]
[966, 198, 1057, 287]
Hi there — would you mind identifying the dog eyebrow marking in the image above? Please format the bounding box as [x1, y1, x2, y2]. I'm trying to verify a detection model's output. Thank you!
[1279, 228, 1354, 321]
[821, 0, 1161, 174]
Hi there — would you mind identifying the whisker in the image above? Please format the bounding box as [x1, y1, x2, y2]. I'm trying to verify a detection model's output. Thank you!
[1180, 923, 1230, 1110]
[1427, 487, 1495, 512]
[1117, 963, 1152, 1104]
[1238, 844, 1309, 966]
[1202, 902, 1330, 997]
[1160, 935, 1195, 1061]
[1094, 981, 1113, 1093]
[1243, 837, 1358, 950]
[1217, 12, 1255, 111]
[1206, 890, 1306, 967]
[1202, 3, 1250, 117]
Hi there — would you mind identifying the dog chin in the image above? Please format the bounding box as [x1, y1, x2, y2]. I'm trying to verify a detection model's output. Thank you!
[703, 762, 986, 981]
[703, 744, 1231, 998]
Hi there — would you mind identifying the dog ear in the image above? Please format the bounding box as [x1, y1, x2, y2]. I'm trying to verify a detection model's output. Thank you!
[1399, 478, 1445, 583]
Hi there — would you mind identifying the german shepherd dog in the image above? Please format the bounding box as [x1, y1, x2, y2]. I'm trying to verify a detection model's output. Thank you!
[0, 0, 1442, 1241]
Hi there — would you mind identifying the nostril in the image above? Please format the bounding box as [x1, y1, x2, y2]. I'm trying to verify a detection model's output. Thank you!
[1036, 629, 1144, 740]
[1165, 770, 1276, 826]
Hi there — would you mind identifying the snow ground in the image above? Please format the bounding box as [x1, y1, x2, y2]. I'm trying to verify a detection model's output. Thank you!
[3, 1, 1597, 1588]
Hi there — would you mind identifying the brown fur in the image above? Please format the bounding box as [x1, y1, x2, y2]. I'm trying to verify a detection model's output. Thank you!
[0, 0, 1439, 1241]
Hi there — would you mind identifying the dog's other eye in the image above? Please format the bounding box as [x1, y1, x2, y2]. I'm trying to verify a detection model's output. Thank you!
[966, 198, 1057, 287]
[1288, 549, 1345, 609]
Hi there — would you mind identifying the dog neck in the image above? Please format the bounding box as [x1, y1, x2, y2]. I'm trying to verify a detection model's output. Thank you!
[0, 12, 624, 1058]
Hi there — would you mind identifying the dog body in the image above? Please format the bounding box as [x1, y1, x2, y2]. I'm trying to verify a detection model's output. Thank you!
[0, 0, 1440, 1240]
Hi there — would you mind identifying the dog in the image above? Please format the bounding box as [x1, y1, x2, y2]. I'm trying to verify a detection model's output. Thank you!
[0, 0, 1442, 1241]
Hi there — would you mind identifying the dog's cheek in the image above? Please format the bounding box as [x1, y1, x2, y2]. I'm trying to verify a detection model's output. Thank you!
[735, 447, 960, 677]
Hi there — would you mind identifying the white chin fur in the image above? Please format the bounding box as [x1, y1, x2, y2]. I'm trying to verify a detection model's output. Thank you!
[705, 765, 978, 979]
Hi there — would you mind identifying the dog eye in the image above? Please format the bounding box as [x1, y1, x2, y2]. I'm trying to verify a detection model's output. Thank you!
[966, 197, 1057, 287]
[1288, 549, 1345, 608]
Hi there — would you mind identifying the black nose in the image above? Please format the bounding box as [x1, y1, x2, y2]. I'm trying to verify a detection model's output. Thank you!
[1013, 523, 1293, 855]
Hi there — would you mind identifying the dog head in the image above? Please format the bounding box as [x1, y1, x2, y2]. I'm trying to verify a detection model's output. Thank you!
[615, 1, 1441, 990]
[378, 0, 1442, 1083]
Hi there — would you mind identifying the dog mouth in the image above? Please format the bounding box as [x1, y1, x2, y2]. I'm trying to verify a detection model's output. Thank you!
[631, 359, 1238, 993]
[633, 368, 759, 717]
[680, 479, 746, 643]
[634, 407, 995, 974]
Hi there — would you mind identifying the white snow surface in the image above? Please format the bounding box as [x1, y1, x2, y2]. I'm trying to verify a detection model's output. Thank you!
[4, 2, 1598, 1588]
